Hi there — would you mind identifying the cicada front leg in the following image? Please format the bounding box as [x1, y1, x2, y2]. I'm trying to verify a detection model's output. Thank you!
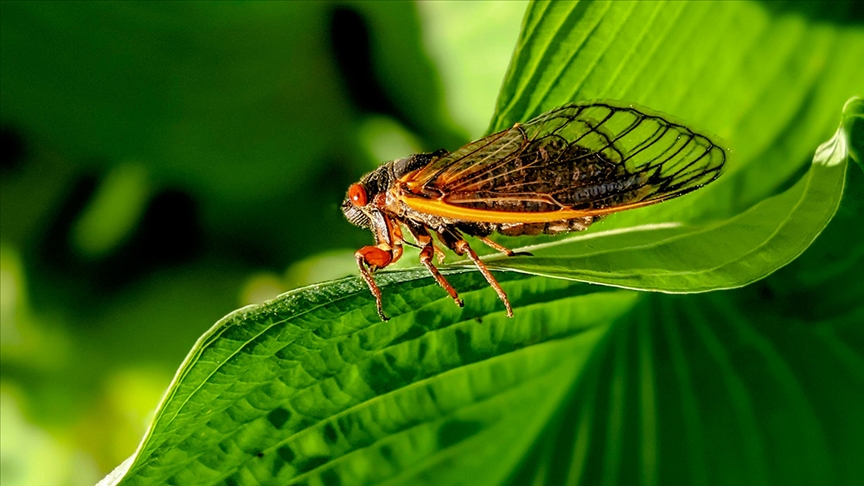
[355, 243, 401, 321]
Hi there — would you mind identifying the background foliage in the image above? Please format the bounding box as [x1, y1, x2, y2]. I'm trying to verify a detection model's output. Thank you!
[1, 2, 862, 486]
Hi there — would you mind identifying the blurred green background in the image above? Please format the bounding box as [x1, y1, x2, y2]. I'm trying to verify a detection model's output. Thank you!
[0, 2, 528, 484]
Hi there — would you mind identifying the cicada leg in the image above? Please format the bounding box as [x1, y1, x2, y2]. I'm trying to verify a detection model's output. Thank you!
[438, 228, 514, 318]
[405, 223, 464, 309]
[477, 236, 533, 258]
[355, 245, 396, 321]
[433, 244, 447, 264]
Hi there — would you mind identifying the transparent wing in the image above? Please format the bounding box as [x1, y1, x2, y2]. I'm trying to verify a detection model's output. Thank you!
[402, 101, 726, 215]
[399, 125, 527, 189]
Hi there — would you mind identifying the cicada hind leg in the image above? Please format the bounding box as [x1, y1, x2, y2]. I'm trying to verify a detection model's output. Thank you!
[437, 228, 514, 318]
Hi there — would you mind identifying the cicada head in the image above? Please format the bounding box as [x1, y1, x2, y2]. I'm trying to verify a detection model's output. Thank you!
[341, 182, 373, 229]
[341, 163, 391, 229]
[342, 151, 446, 230]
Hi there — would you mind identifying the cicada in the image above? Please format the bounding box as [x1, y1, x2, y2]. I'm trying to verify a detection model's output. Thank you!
[342, 101, 726, 320]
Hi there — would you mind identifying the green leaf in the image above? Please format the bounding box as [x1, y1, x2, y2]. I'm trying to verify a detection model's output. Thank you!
[108, 273, 636, 485]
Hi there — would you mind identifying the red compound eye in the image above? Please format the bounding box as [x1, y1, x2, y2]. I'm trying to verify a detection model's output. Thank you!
[348, 183, 367, 206]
